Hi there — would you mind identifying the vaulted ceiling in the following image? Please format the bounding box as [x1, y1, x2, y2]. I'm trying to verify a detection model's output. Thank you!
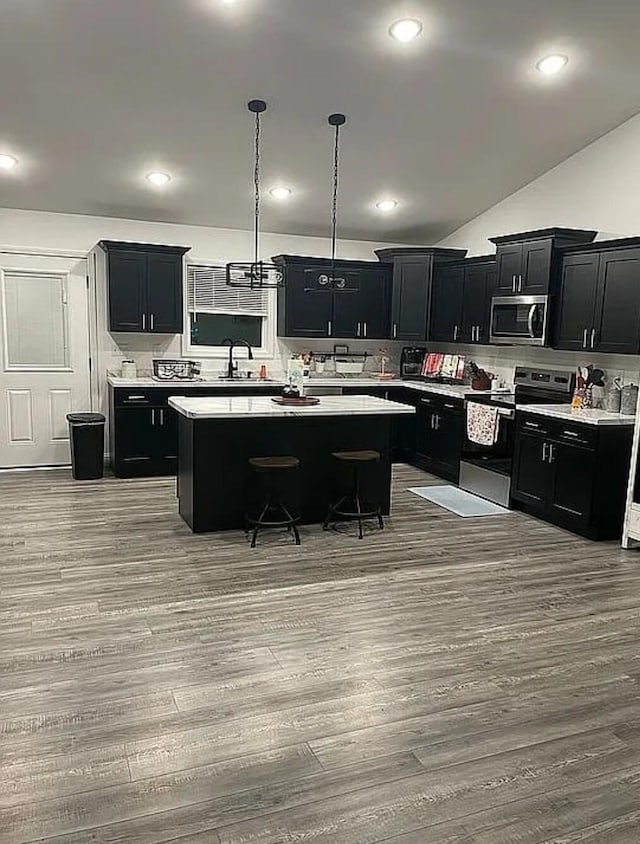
[2, 0, 640, 242]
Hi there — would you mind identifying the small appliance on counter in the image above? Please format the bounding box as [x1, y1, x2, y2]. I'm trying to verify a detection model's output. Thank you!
[400, 347, 426, 377]
[121, 360, 137, 379]
[152, 359, 201, 381]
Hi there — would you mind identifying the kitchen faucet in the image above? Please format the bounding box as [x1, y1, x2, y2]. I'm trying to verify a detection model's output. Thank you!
[222, 339, 253, 379]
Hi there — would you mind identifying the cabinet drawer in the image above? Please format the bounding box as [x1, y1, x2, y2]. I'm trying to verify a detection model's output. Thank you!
[516, 414, 553, 437]
[114, 390, 157, 407]
[553, 423, 598, 451]
[440, 398, 464, 414]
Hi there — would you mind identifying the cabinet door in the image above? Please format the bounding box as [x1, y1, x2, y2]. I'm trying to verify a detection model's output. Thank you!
[147, 252, 183, 333]
[461, 264, 492, 343]
[155, 406, 178, 464]
[282, 266, 333, 337]
[521, 239, 552, 294]
[391, 258, 431, 341]
[511, 432, 549, 509]
[429, 265, 464, 343]
[332, 270, 364, 338]
[594, 249, 640, 354]
[415, 397, 438, 458]
[547, 441, 595, 531]
[114, 407, 155, 468]
[361, 266, 391, 339]
[437, 402, 464, 471]
[108, 250, 147, 332]
[495, 244, 522, 294]
[554, 253, 599, 351]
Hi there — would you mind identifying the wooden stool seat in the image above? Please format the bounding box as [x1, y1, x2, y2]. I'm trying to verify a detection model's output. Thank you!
[332, 450, 380, 463]
[246, 456, 301, 548]
[249, 456, 300, 471]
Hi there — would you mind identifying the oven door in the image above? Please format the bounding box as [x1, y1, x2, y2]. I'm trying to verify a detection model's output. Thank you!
[490, 296, 549, 346]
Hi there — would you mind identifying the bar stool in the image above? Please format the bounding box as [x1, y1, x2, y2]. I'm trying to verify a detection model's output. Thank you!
[324, 450, 384, 540]
[246, 456, 301, 548]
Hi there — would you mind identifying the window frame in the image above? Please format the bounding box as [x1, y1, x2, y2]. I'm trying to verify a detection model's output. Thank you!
[181, 259, 277, 360]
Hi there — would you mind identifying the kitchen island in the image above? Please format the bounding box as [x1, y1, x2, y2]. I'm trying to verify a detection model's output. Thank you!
[169, 395, 415, 533]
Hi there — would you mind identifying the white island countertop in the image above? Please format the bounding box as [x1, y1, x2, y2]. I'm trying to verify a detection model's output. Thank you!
[168, 394, 416, 420]
[519, 404, 636, 426]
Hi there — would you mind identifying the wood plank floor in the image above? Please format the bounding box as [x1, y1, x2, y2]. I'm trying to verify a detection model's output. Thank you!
[2, 464, 640, 843]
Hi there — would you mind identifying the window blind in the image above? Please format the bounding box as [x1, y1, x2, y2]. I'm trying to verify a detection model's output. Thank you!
[186, 264, 268, 316]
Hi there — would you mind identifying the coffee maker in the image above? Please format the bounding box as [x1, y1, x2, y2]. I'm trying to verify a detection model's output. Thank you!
[401, 347, 427, 377]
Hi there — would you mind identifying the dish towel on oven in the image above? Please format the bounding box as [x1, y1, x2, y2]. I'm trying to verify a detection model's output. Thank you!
[467, 402, 500, 446]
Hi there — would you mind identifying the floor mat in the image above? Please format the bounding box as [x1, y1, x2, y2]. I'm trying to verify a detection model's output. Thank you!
[408, 485, 512, 517]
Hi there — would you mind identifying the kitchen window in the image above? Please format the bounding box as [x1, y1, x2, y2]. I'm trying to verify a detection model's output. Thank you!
[183, 263, 274, 358]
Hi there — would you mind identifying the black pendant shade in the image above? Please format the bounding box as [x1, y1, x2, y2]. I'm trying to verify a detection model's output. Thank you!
[226, 99, 284, 289]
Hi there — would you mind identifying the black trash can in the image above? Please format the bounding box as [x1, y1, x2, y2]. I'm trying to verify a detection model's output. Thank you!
[67, 413, 106, 480]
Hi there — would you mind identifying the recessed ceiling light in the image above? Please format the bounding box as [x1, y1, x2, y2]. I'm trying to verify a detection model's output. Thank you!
[389, 19, 423, 43]
[0, 153, 18, 171]
[376, 198, 399, 212]
[146, 171, 171, 187]
[269, 186, 293, 200]
[536, 54, 569, 76]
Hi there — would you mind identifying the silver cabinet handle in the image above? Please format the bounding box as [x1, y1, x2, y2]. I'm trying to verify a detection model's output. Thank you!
[151, 409, 156, 426]
[548, 443, 556, 463]
[328, 320, 332, 336]
[420, 397, 433, 404]
[582, 328, 588, 349]
[542, 442, 548, 462]
[444, 403, 456, 409]
[435, 414, 440, 431]
[127, 394, 146, 400]
[142, 313, 146, 331]
[453, 324, 459, 341]
[356, 322, 361, 337]
[511, 274, 516, 293]
[363, 322, 367, 338]
[159, 409, 164, 425]
[563, 430, 580, 437]
[393, 323, 398, 339]
[150, 313, 154, 331]
[591, 328, 596, 349]
[518, 275, 523, 293]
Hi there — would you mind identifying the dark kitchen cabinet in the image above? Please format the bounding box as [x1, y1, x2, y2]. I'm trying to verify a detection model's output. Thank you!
[430, 265, 464, 343]
[490, 228, 596, 296]
[274, 255, 391, 339]
[554, 252, 600, 351]
[511, 412, 633, 539]
[375, 248, 468, 341]
[100, 241, 190, 334]
[109, 385, 281, 478]
[460, 259, 496, 344]
[414, 394, 464, 482]
[554, 243, 640, 355]
[430, 257, 495, 345]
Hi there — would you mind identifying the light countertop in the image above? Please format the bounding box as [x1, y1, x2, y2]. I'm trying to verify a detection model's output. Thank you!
[107, 374, 485, 400]
[168, 394, 417, 420]
[518, 404, 636, 426]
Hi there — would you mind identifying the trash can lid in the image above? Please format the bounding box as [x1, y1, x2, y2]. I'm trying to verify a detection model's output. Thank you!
[66, 413, 105, 424]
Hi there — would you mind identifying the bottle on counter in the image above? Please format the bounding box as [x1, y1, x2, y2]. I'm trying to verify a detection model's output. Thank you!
[259, 364, 268, 380]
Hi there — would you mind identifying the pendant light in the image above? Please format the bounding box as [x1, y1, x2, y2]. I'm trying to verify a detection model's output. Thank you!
[327, 113, 347, 288]
[226, 99, 284, 289]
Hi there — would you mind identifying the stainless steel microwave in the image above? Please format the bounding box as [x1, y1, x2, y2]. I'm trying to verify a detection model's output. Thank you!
[489, 295, 549, 346]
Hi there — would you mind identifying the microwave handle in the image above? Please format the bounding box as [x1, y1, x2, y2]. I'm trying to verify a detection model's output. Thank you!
[527, 304, 536, 338]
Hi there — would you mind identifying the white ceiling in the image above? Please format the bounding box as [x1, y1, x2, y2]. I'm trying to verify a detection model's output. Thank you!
[2, 0, 640, 243]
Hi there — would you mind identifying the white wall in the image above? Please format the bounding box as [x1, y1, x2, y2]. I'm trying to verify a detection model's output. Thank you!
[438, 111, 640, 256]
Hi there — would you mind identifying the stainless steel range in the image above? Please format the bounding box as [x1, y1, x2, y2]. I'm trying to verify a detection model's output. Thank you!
[459, 367, 575, 507]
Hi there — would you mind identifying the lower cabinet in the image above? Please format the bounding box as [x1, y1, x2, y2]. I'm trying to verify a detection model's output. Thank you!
[413, 394, 464, 482]
[109, 386, 280, 478]
[511, 413, 633, 539]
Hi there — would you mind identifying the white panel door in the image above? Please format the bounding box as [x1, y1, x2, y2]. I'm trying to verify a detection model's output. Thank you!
[0, 253, 90, 467]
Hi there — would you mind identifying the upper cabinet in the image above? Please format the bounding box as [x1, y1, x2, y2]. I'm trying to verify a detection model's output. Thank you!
[99, 241, 190, 334]
[429, 256, 495, 344]
[489, 228, 597, 296]
[375, 248, 467, 342]
[274, 255, 392, 340]
[554, 240, 640, 355]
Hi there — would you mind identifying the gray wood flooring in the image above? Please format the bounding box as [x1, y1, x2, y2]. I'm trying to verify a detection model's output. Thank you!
[2, 464, 640, 843]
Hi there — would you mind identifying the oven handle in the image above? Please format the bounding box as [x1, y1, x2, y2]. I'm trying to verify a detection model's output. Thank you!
[527, 304, 536, 338]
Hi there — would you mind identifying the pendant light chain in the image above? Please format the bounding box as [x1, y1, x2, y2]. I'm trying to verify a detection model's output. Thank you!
[253, 107, 261, 267]
[331, 123, 340, 268]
